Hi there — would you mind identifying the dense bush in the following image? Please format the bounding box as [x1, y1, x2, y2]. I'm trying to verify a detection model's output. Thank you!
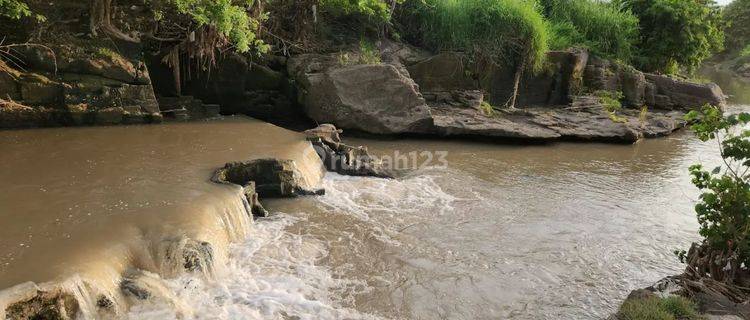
[320, 0, 396, 23]
[684, 105, 750, 280]
[540, 0, 638, 61]
[166, 0, 267, 53]
[723, 0, 750, 53]
[418, 0, 548, 69]
[617, 0, 724, 74]
[416, 0, 549, 107]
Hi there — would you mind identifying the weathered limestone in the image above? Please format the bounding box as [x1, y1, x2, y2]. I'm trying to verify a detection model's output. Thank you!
[305, 124, 398, 178]
[288, 54, 433, 135]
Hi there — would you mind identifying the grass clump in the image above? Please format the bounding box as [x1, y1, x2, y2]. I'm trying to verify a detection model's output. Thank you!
[338, 39, 382, 66]
[617, 296, 703, 320]
[418, 0, 549, 73]
[594, 90, 627, 123]
[540, 0, 638, 61]
[479, 101, 495, 116]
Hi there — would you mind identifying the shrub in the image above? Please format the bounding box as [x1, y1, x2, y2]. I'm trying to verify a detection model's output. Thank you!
[320, 0, 395, 23]
[617, 0, 724, 74]
[684, 105, 750, 280]
[169, 0, 267, 53]
[541, 0, 638, 61]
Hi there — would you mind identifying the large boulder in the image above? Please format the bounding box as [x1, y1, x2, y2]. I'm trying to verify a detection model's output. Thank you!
[289, 54, 433, 135]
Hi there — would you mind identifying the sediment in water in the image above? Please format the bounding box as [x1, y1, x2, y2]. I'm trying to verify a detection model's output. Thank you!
[0, 118, 328, 319]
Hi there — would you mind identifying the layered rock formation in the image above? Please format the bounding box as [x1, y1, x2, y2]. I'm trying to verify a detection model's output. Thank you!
[286, 44, 724, 143]
[0, 45, 164, 128]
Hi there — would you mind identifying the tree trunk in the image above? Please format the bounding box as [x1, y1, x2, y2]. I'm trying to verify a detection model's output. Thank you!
[508, 59, 526, 109]
[90, 0, 138, 42]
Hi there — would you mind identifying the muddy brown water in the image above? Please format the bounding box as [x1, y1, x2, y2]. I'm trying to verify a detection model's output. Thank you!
[0, 106, 747, 319]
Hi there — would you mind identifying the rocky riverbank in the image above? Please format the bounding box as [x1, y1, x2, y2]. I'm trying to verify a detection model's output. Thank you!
[0, 16, 727, 144]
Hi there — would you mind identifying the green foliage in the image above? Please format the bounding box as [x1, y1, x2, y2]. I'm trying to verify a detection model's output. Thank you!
[723, 0, 750, 52]
[417, 0, 550, 73]
[169, 0, 267, 53]
[337, 39, 382, 65]
[0, 0, 30, 20]
[594, 90, 626, 123]
[684, 105, 750, 268]
[479, 101, 495, 116]
[617, 0, 725, 74]
[741, 45, 750, 58]
[617, 296, 703, 320]
[541, 0, 639, 61]
[321, 0, 396, 23]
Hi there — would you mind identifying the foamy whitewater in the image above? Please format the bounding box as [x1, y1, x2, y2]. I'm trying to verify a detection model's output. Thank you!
[125, 172, 458, 320]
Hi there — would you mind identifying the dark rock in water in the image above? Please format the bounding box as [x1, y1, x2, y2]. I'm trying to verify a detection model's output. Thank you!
[181, 240, 214, 273]
[241, 181, 269, 218]
[120, 270, 174, 303]
[1, 283, 79, 320]
[213, 159, 325, 198]
[304, 124, 398, 178]
[288, 54, 433, 135]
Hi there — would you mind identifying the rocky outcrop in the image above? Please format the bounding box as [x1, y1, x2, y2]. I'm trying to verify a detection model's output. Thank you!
[0, 45, 163, 128]
[288, 53, 433, 135]
[212, 159, 325, 198]
[304, 124, 398, 178]
[429, 94, 685, 143]
[585, 57, 726, 110]
[408, 49, 589, 107]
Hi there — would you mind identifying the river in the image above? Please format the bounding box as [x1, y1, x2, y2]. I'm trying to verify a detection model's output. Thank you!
[1, 104, 747, 319]
[135, 108, 739, 319]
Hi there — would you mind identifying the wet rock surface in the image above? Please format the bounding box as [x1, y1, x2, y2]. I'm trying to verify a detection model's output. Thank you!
[213, 159, 325, 198]
[1, 283, 79, 320]
[304, 124, 398, 178]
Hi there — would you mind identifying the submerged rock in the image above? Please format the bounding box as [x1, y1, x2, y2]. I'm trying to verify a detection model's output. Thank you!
[0, 282, 79, 320]
[305, 124, 398, 178]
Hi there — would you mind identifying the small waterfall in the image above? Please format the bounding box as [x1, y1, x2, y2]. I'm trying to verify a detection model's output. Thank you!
[1, 187, 255, 320]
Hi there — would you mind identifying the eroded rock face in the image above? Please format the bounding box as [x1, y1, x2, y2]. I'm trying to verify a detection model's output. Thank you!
[0, 44, 160, 128]
[585, 57, 726, 110]
[305, 124, 398, 178]
[289, 54, 433, 135]
[213, 159, 325, 198]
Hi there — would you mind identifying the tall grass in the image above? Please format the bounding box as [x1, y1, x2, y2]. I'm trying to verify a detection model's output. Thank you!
[541, 0, 638, 61]
[417, 0, 550, 73]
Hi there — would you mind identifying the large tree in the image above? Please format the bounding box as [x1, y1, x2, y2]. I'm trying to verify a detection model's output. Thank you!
[723, 0, 750, 53]
[617, 0, 724, 74]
